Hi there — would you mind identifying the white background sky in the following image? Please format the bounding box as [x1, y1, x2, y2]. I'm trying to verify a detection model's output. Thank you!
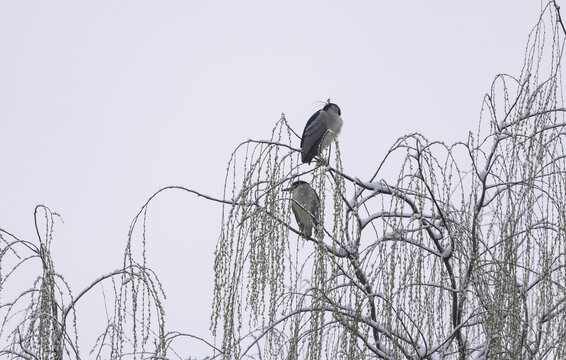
[0, 1, 545, 357]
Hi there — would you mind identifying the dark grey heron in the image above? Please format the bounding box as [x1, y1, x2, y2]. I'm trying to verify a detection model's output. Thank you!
[282, 180, 320, 238]
[300, 102, 343, 164]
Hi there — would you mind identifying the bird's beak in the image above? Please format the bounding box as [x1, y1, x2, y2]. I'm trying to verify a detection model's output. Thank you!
[282, 187, 292, 192]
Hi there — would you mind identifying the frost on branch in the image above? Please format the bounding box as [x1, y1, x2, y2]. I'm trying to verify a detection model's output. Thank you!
[211, 3, 566, 359]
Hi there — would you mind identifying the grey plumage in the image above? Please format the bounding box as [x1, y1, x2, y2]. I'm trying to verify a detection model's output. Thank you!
[283, 180, 320, 238]
[301, 102, 343, 164]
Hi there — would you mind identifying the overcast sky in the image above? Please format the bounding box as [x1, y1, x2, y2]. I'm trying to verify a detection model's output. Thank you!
[0, 1, 544, 357]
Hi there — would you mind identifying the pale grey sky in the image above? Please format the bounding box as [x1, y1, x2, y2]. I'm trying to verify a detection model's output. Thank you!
[0, 1, 544, 357]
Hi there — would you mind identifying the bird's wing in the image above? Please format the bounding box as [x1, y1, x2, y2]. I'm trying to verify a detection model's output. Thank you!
[301, 110, 330, 163]
[300, 110, 322, 148]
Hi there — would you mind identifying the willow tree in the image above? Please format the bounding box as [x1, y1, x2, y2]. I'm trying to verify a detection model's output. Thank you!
[212, 3, 566, 359]
[2, 3, 566, 360]
[0, 203, 170, 359]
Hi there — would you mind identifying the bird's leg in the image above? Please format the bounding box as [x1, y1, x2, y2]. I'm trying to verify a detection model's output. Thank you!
[316, 145, 331, 167]
[316, 157, 328, 167]
[298, 224, 305, 238]
[315, 146, 330, 167]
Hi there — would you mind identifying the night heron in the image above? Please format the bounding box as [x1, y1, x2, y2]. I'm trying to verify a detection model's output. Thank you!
[283, 180, 320, 238]
[300, 102, 343, 164]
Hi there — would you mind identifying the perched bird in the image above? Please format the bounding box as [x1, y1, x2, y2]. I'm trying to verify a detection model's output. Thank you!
[283, 180, 321, 238]
[301, 102, 343, 164]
